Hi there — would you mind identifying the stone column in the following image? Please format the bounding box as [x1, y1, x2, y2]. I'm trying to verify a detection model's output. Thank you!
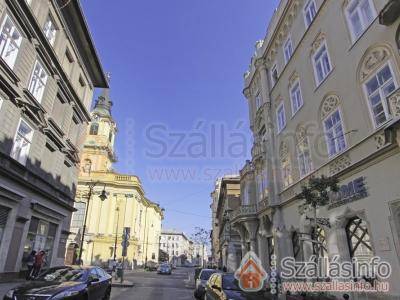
[255, 59, 280, 207]
[244, 220, 259, 253]
[234, 224, 248, 258]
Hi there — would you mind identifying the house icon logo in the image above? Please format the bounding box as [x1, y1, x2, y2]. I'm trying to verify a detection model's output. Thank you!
[234, 251, 267, 292]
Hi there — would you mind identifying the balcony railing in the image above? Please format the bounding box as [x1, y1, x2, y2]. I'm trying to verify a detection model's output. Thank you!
[388, 87, 400, 117]
[257, 198, 269, 212]
[231, 204, 257, 219]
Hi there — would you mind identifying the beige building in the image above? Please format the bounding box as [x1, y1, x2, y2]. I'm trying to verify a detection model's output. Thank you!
[68, 88, 163, 267]
[211, 175, 242, 272]
[216, 0, 400, 298]
[0, 0, 107, 277]
[160, 229, 191, 266]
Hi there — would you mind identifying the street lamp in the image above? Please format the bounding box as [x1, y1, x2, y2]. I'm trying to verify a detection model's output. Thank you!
[113, 207, 120, 262]
[78, 182, 107, 264]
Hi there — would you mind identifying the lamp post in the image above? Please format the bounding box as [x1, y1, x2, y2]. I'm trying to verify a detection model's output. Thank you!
[113, 207, 120, 262]
[78, 181, 107, 265]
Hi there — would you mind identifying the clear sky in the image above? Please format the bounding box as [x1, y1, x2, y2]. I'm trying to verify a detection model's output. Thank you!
[81, 0, 279, 236]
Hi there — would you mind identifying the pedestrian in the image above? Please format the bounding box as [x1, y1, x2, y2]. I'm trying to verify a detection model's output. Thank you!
[25, 250, 36, 280]
[32, 250, 46, 278]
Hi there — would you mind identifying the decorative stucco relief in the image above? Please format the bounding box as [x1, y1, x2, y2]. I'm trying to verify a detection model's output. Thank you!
[329, 154, 351, 175]
[320, 94, 340, 119]
[359, 46, 390, 82]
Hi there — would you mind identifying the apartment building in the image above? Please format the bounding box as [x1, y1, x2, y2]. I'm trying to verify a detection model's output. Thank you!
[160, 229, 191, 266]
[211, 175, 242, 272]
[232, 0, 400, 298]
[0, 0, 107, 277]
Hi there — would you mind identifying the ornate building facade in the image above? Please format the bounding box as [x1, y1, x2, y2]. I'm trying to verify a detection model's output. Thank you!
[212, 0, 400, 298]
[0, 0, 107, 277]
[68, 88, 163, 267]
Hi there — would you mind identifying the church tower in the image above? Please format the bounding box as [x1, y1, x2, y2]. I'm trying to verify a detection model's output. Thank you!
[80, 88, 117, 174]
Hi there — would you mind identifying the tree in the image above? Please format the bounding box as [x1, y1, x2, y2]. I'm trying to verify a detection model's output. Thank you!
[296, 175, 339, 230]
[191, 227, 211, 267]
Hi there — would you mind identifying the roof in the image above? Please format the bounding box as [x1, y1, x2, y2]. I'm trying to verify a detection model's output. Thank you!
[58, 0, 108, 88]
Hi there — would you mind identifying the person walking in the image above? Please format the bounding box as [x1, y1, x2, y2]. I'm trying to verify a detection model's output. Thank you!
[32, 250, 46, 278]
[25, 250, 36, 280]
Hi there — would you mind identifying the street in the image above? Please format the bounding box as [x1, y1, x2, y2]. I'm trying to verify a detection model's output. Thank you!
[111, 267, 195, 300]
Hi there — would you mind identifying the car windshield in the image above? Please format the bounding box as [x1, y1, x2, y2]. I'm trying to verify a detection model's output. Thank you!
[36, 268, 86, 282]
[200, 270, 216, 280]
[222, 274, 240, 291]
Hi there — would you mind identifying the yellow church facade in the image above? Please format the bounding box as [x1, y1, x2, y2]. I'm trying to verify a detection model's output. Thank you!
[67, 88, 163, 267]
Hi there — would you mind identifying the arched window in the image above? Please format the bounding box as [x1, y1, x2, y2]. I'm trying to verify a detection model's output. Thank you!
[311, 225, 328, 258]
[346, 217, 373, 262]
[89, 123, 99, 135]
[292, 231, 301, 261]
[280, 142, 292, 188]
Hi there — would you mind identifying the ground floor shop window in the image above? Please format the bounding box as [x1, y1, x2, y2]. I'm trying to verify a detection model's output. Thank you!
[0, 206, 10, 248]
[312, 225, 328, 258]
[22, 217, 57, 268]
[346, 216, 373, 277]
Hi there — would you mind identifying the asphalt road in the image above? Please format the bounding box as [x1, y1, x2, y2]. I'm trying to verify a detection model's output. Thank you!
[111, 267, 195, 300]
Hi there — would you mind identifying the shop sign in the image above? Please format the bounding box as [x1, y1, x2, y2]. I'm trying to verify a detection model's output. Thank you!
[327, 177, 368, 210]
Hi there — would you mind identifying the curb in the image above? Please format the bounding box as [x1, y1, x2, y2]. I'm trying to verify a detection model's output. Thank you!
[111, 281, 134, 288]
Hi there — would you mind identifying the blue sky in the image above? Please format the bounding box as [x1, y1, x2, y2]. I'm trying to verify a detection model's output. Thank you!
[81, 0, 279, 236]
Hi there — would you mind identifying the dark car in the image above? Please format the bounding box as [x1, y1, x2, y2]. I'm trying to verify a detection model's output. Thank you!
[157, 263, 172, 275]
[3, 266, 112, 300]
[194, 268, 220, 299]
[204, 273, 273, 300]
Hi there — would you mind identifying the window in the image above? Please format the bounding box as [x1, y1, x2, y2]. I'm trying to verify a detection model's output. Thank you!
[0, 15, 22, 69]
[311, 226, 328, 259]
[313, 43, 332, 85]
[323, 109, 346, 157]
[43, 16, 57, 46]
[290, 81, 303, 115]
[346, 217, 373, 275]
[242, 183, 249, 205]
[283, 37, 293, 64]
[89, 123, 99, 135]
[364, 64, 396, 127]
[346, 0, 376, 41]
[11, 119, 34, 165]
[255, 93, 262, 110]
[304, 0, 317, 28]
[271, 64, 278, 86]
[276, 103, 286, 133]
[28, 61, 48, 102]
[71, 202, 86, 229]
[297, 137, 312, 178]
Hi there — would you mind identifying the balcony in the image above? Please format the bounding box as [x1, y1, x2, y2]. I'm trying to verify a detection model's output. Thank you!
[231, 204, 257, 220]
[251, 140, 264, 161]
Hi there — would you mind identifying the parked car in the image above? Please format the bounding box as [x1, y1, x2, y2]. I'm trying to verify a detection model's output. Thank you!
[204, 273, 273, 300]
[158, 263, 172, 275]
[3, 266, 112, 300]
[194, 268, 220, 299]
[146, 260, 158, 271]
